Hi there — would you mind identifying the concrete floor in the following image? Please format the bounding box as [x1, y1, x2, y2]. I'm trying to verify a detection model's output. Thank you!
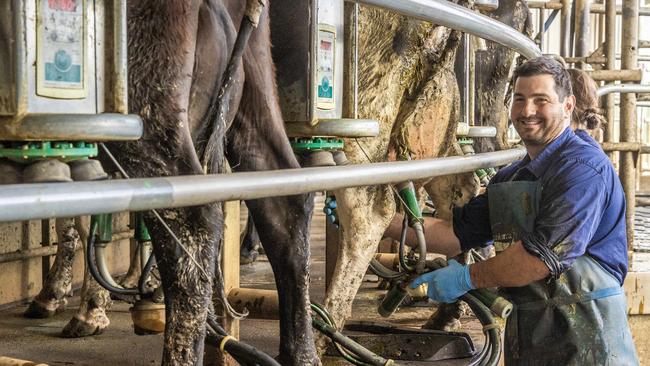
[0, 195, 484, 365]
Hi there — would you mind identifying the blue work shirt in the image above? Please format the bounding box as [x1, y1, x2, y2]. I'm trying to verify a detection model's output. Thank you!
[453, 127, 628, 284]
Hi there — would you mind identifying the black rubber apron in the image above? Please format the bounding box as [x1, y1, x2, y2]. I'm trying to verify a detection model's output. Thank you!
[487, 178, 638, 365]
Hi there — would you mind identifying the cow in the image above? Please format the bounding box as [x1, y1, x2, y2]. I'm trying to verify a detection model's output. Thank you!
[318, 0, 532, 347]
[22, 1, 318, 365]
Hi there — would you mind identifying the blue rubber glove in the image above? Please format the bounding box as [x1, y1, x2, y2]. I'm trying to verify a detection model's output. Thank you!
[410, 260, 475, 303]
[323, 196, 339, 229]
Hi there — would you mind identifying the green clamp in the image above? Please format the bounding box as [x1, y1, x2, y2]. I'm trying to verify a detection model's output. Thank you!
[91, 214, 113, 244]
[396, 181, 422, 224]
[134, 212, 152, 242]
[290, 137, 344, 152]
[0, 141, 98, 163]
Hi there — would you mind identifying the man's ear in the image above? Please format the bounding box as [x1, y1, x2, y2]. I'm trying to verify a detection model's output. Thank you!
[564, 94, 576, 117]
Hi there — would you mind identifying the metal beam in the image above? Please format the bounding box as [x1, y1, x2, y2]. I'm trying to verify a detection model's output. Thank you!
[597, 84, 650, 97]
[0, 149, 526, 222]
[352, 0, 541, 59]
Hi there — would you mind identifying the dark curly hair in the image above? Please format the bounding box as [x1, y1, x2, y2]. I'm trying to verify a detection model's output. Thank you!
[567, 68, 607, 130]
[512, 56, 573, 101]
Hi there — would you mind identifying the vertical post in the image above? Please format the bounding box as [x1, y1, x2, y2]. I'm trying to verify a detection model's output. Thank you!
[560, 0, 572, 57]
[463, 33, 471, 125]
[219, 200, 240, 365]
[620, 0, 638, 251]
[538, 8, 546, 52]
[574, 0, 591, 68]
[40, 219, 52, 284]
[604, 0, 616, 148]
[469, 36, 475, 126]
[113, 0, 128, 114]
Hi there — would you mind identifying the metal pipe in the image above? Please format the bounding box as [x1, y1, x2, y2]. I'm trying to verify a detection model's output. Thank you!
[590, 4, 650, 16]
[597, 84, 650, 97]
[574, 0, 591, 68]
[464, 33, 471, 125]
[0, 113, 143, 141]
[34, 232, 131, 264]
[353, 3, 359, 119]
[0, 230, 132, 264]
[352, 0, 541, 59]
[467, 126, 498, 138]
[604, 0, 616, 147]
[527, 2, 650, 16]
[538, 8, 546, 52]
[0, 149, 526, 222]
[113, 0, 128, 114]
[560, 0, 572, 57]
[601, 142, 650, 154]
[620, 0, 639, 251]
[587, 69, 642, 82]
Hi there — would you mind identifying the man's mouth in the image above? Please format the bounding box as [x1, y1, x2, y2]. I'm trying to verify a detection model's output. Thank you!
[517, 119, 542, 126]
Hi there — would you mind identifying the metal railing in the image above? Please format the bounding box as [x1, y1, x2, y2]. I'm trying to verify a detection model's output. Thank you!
[0, 149, 526, 222]
[353, 0, 542, 59]
[597, 84, 650, 97]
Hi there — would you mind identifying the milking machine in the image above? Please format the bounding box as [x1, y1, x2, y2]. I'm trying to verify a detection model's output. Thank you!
[271, 0, 380, 167]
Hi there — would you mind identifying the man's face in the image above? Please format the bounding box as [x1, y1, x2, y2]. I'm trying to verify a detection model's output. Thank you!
[510, 74, 575, 148]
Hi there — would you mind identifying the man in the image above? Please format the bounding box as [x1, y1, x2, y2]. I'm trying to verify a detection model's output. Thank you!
[409, 57, 638, 365]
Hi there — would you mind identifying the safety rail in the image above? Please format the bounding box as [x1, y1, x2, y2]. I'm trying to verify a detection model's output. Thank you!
[352, 0, 542, 59]
[0, 149, 526, 222]
[597, 84, 650, 97]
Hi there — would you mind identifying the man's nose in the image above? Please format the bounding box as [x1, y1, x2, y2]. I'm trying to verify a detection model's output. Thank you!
[519, 100, 537, 117]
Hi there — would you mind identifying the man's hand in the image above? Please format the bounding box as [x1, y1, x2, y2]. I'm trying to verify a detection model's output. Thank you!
[410, 260, 475, 303]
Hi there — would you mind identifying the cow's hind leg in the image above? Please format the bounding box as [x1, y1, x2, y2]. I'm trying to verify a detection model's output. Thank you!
[240, 213, 260, 264]
[25, 217, 78, 318]
[61, 215, 112, 337]
[226, 9, 317, 363]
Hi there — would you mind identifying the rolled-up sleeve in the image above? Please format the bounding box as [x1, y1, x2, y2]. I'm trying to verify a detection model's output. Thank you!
[520, 159, 607, 279]
[453, 194, 493, 251]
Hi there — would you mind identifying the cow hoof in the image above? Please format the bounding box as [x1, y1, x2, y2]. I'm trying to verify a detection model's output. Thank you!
[421, 311, 462, 332]
[61, 317, 106, 338]
[24, 300, 61, 319]
[240, 248, 259, 264]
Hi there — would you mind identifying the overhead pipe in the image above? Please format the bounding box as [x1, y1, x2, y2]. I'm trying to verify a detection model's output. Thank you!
[597, 84, 650, 97]
[0, 149, 526, 222]
[351, 0, 541, 59]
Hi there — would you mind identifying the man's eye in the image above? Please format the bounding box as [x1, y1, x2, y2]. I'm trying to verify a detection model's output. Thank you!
[535, 98, 548, 104]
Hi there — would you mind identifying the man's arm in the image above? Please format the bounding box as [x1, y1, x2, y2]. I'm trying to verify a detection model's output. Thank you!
[384, 213, 463, 258]
[469, 240, 550, 288]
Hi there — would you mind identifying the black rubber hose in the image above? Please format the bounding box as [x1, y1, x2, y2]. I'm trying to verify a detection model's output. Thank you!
[205, 317, 280, 366]
[138, 249, 157, 296]
[460, 292, 501, 366]
[201, 16, 256, 169]
[312, 317, 390, 366]
[398, 214, 415, 273]
[87, 221, 139, 295]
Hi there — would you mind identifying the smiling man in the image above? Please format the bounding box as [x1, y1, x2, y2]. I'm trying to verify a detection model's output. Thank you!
[406, 57, 639, 365]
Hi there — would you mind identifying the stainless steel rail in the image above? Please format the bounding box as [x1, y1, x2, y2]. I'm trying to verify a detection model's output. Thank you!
[0, 149, 526, 222]
[352, 0, 541, 59]
[597, 84, 650, 97]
